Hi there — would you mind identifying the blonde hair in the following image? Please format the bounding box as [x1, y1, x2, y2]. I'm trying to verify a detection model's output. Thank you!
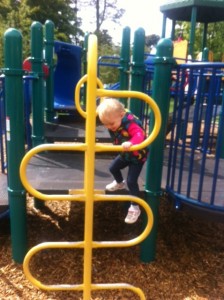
[97, 98, 125, 121]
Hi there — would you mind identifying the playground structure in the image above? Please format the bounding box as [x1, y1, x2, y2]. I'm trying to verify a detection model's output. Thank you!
[0, 1, 224, 295]
[0, 22, 167, 299]
[159, 0, 224, 215]
[1, 21, 224, 223]
[53, 40, 82, 112]
[160, 0, 224, 59]
[19, 35, 161, 299]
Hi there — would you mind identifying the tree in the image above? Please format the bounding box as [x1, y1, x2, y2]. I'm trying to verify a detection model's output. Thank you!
[202, 22, 224, 61]
[175, 21, 224, 61]
[98, 40, 120, 84]
[6, 1, 32, 57]
[0, 0, 32, 64]
[0, 0, 86, 65]
[0, 0, 10, 19]
[75, 0, 124, 83]
[26, 0, 84, 43]
[77, 0, 125, 35]
[145, 34, 160, 52]
[0, 0, 122, 83]
[0, 1, 10, 65]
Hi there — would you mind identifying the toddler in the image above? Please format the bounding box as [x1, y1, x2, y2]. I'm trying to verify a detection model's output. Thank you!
[97, 98, 149, 224]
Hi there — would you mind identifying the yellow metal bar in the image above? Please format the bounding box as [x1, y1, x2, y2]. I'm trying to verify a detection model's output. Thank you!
[69, 189, 105, 195]
[23, 241, 84, 290]
[92, 194, 153, 248]
[19, 143, 86, 201]
[75, 75, 104, 118]
[23, 237, 145, 298]
[22, 193, 152, 296]
[91, 283, 146, 299]
[82, 33, 98, 300]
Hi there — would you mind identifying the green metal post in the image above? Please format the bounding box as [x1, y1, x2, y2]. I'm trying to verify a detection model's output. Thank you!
[130, 28, 145, 117]
[31, 21, 45, 147]
[119, 26, 130, 105]
[202, 47, 209, 61]
[44, 20, 55, 123]
[31, 22, 45, 208]
[4, 28, 27, 263]
[188, 6, 197, 59]
[202, 23, 208, 51]
[140, 38, 174, 262]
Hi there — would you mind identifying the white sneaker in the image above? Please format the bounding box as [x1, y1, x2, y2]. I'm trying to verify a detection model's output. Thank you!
[105, 180, 125, 191]
[125, 205, 141, 224]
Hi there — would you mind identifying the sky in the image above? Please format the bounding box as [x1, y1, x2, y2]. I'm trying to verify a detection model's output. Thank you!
[78, 0, 171, 44]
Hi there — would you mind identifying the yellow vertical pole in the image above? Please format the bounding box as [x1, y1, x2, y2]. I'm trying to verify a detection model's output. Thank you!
[83, 34, 97, 300]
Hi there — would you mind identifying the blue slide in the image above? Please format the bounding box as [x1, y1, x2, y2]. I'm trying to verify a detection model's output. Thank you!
[54, 41, 82, 111]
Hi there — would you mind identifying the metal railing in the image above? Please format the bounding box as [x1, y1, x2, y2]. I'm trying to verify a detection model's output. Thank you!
[165, 62, 224, 211]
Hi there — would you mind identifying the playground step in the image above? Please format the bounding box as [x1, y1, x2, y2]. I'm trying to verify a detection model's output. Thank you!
[25, 152, 148, 193]
[44, 121, 111, 143]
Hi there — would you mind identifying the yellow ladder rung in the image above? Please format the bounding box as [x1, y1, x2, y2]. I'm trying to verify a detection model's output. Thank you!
[69, 189, 105, 195]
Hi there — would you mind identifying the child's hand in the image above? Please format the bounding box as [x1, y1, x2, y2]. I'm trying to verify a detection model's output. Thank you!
[122, 141, 133, 151]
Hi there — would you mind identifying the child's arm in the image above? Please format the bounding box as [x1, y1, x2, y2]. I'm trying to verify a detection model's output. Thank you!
[122, 123, 145, 150]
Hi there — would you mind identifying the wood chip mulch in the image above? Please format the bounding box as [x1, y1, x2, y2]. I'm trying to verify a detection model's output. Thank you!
[0, 196, 224, 300]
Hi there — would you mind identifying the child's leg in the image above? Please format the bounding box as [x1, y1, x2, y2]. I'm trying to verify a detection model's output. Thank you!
[126, 162, 144, 197]
[124, 162, 144, 224]
[105, 155, 128, 191]
[109, 155, 129, 183]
